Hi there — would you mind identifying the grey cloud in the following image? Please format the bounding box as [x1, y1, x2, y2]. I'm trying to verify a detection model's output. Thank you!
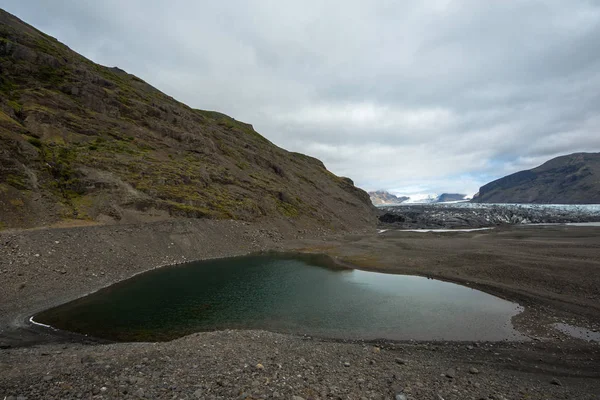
[2, 0, 600, 195]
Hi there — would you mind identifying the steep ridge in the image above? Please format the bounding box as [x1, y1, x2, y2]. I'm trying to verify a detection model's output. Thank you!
[0, 9, 375, 230]
[473, 153, 600, 204]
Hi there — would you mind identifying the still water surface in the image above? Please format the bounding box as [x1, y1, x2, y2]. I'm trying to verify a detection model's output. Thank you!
[35, 254, 524, 342]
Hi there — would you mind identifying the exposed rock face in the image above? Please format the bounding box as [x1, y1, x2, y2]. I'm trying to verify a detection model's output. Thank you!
[474, 153, 600, 204]
[368, 191, 409, 205]
[0, 9, 375, 230]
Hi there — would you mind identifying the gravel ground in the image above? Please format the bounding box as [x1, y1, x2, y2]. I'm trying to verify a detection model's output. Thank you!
[2, 220, 600, 399]
[2, 331, 600, 400]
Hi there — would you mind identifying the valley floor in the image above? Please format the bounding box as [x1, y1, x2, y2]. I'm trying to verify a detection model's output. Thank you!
[1, 221, 600, 399]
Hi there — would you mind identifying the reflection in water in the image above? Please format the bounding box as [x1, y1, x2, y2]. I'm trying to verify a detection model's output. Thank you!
[35, 253, 525, 342]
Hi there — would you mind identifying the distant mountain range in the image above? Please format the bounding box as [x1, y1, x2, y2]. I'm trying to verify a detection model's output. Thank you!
[368, 191, 409, 205]
[473, 152, 600, 204]
[369, 191, 468, 206]
[372, 153, 600, 206]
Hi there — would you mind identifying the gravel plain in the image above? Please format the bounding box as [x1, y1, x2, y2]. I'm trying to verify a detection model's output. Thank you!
[1, 219, 600, 399]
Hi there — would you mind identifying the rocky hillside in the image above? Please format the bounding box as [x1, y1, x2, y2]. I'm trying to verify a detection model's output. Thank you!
[0, 10, 375, 230]
[474, 153, 600, 204]
[368, 190, 409, 205]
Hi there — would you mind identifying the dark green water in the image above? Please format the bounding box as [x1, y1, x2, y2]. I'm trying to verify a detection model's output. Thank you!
[35, 253, 524, 342]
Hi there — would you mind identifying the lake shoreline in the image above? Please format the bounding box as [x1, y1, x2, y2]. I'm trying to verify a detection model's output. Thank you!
[0, 218, 359, 346]
[2, 221, 600, 398]
[32, 254, 524, 343]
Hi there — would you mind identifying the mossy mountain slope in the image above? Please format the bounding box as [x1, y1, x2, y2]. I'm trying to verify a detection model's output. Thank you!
[473, 152, 600, 204]
[0, 9, 375, 230]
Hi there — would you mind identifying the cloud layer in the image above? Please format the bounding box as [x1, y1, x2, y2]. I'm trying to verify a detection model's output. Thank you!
[3, 0, 600, 195]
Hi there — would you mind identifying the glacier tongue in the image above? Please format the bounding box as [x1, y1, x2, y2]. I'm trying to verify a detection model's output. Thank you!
[378, 203, 600, 229]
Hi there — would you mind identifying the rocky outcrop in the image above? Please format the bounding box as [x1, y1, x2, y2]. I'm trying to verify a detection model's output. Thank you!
[0, 9, 375, 230]
[474, 153, 600, 204]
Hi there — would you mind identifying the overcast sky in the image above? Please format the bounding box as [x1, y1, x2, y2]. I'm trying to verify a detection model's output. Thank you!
[3, 0, 600, 196]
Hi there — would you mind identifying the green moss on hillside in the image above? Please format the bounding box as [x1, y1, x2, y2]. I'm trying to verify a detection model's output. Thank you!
[0, 8, 375, 230]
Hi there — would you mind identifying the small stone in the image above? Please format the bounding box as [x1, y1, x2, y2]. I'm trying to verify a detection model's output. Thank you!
[43, 375, 53, 382]
[256, 363, 264, 370]
[551, 378, 562, 386]
[372, 346, 381, 354]
[445, 368, 456, 379]
[292, 396, 305, 400]
[344, 361, 350, 367]
[469, 367, 480, 375]
[395, 393, 407, 400]
[395, 358, 408, 365]
[81, 355, 95, 364]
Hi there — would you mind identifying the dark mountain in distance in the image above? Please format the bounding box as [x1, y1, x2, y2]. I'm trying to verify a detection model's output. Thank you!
[368, 191, 409, 205]
[0, 9, 375, 230]
[473, 152, 600, 204]
[369, 191, 469, 205]
[436, 193, 468, 202]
